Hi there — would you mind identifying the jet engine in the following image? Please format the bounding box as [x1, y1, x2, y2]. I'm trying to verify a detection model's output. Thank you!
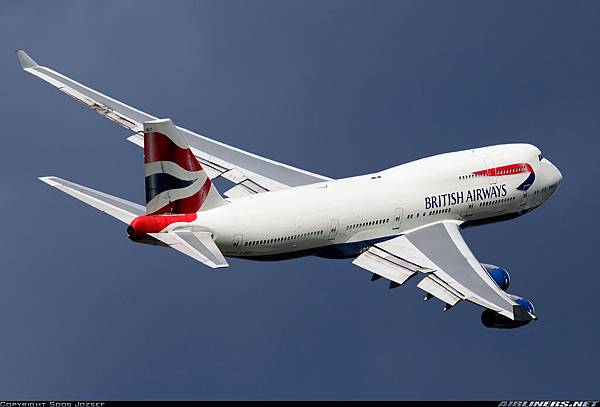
[482, 264, 510, 291]
[481, 297, 535, 329]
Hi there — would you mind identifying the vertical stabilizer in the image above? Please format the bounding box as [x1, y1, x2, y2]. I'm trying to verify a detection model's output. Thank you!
[144, 118, 226, 214]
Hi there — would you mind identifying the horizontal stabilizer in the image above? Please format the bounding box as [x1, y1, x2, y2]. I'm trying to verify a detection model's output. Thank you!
[39, 176, 144, 224]
[148, 231, 229, 269]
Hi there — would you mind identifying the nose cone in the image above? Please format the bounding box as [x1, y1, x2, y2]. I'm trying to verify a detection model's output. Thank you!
[545, 159, 563, 200]
[550, 160, 563, 185]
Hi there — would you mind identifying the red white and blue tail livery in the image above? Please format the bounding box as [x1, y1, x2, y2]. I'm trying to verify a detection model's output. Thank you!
[143, 118, 226, 215]
[20, 50, 563, 329]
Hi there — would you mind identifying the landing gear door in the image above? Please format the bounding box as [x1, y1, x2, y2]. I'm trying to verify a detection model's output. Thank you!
[392, 207, 403, 229]
[327, 219, 339, 240]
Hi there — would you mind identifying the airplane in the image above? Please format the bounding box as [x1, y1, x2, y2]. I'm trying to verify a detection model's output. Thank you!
[17, 50, 563, 329]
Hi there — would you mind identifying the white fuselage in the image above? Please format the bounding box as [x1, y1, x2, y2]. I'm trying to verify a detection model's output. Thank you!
[160, 143, 562, 260]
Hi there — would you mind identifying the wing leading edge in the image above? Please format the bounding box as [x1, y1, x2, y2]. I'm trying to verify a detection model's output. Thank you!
[353, 221, 536, 321]
[17, 50, 331, 195]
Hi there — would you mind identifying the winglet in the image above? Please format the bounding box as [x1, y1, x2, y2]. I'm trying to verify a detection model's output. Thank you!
[16, 50, 38, 69]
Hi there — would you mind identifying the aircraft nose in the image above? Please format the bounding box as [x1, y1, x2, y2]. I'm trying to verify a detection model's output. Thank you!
[550, 160, 563, 185]
[545, 159, 563, 197]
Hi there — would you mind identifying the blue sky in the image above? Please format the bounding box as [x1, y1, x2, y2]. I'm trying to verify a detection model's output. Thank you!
[1, 0, 598, 400]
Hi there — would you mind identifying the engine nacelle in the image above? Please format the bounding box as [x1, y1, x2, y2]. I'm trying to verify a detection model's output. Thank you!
[481, 297, 535, 329]
[482, 264, 510, 291]
[514, 298, 535, 315]
[481, 310, 531, 329]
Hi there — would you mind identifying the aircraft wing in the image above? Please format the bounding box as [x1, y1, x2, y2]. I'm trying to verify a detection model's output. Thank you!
[353, 221, 536, 321]
[148, 231, 229, 269]
[17, 50, 331, 197]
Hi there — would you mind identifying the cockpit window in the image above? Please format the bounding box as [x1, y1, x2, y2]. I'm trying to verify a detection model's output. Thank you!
[538, 153, 543, 161]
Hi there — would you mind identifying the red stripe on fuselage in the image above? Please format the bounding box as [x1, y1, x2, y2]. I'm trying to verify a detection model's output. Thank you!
[472, 163, 533, 177]
[144, 131, 202, 172]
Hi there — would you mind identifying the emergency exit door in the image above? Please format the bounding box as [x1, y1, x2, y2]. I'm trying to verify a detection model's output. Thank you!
[232, 234, 243, 253]
[392, 207, 403, 229]
[327, 219, 339, 240]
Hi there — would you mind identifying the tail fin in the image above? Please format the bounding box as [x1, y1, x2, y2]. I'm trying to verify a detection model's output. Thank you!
[143, 118, 226, 215]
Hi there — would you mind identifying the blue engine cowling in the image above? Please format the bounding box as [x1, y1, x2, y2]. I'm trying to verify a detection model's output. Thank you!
[483, 265, 510, 291]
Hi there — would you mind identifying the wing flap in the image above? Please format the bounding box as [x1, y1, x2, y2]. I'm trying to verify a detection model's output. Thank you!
[149, 231, 229, 268]
[417, 274, 462, 306]
[375, 236, 438, 271]
[224, 179, 269, 198]
[224, 184, 254, 198]
[352, 249, 416, 285]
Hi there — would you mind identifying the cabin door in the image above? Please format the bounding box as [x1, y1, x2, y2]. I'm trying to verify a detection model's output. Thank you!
[483, 157, 497, 184]
[327, 219, 339, 240]
[392, 207, 403, 229]
[463, 202, 475, 218]
[232, 234, 244, 253]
